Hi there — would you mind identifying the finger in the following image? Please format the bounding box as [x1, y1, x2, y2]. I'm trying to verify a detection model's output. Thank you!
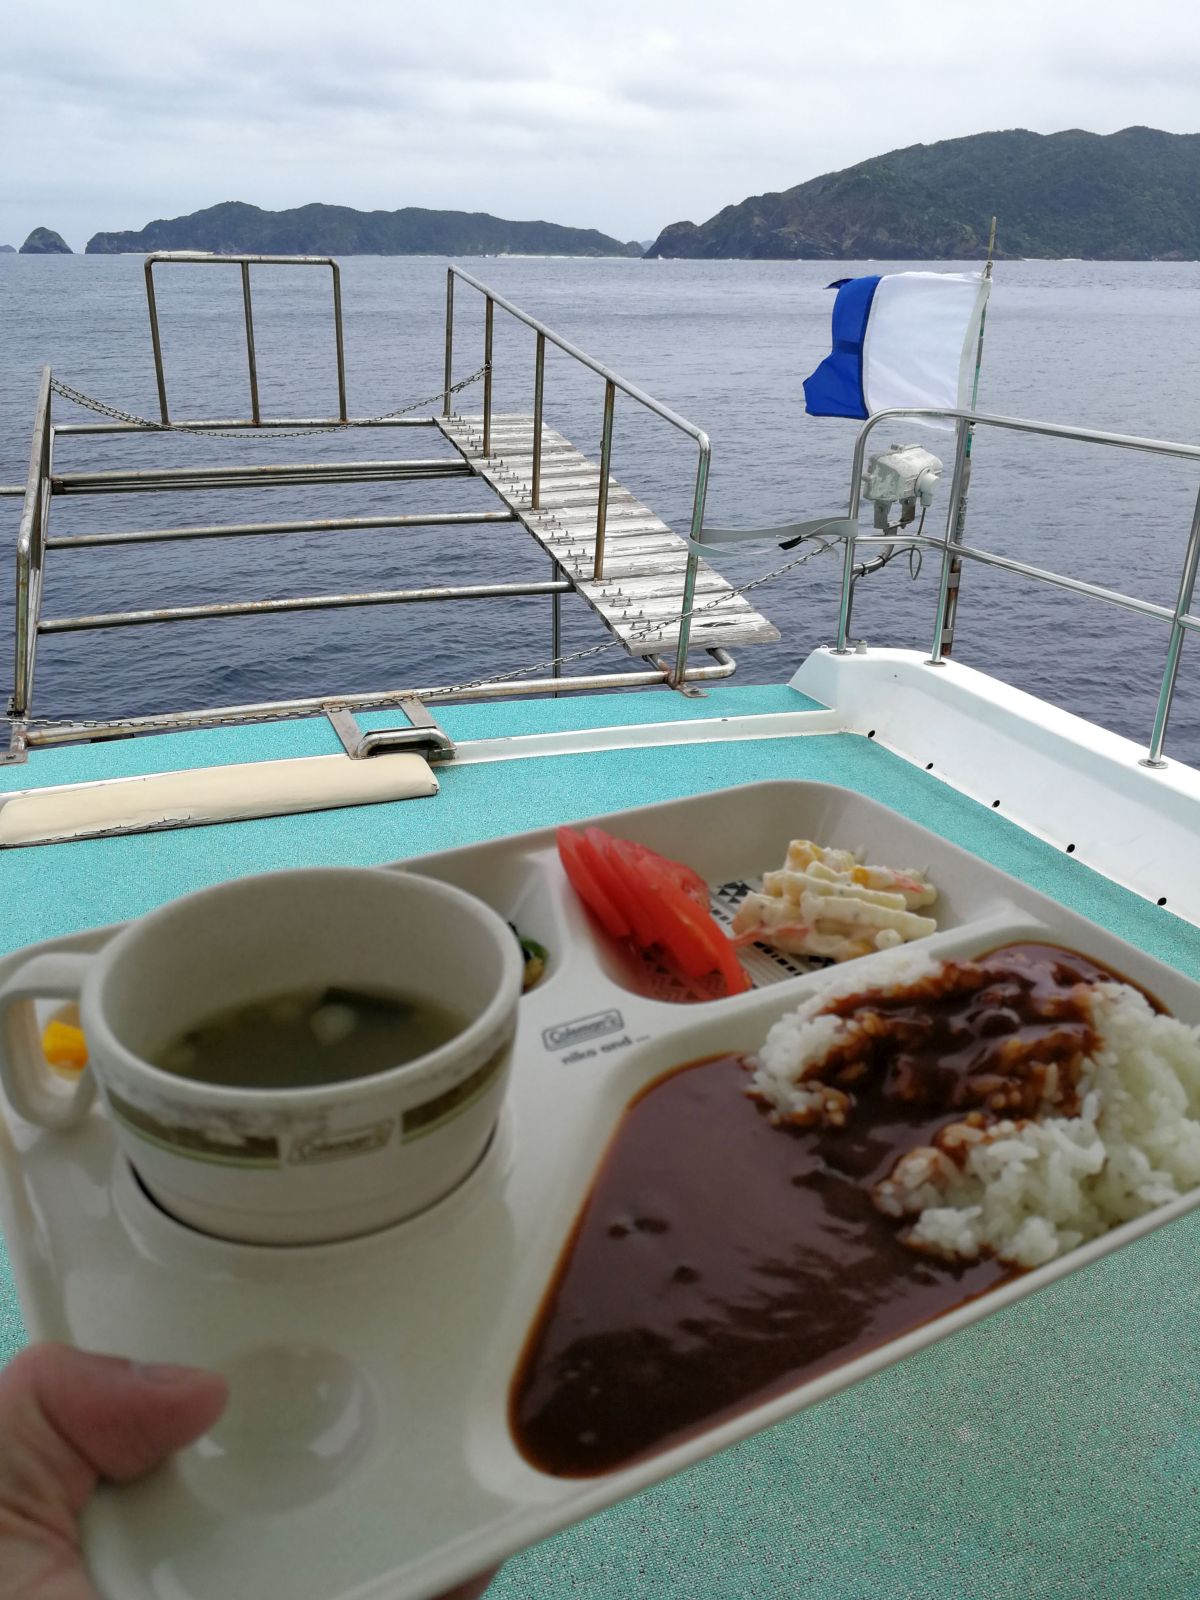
[37, 1346, 229, 1485]
[0, 1343, 228, 1516]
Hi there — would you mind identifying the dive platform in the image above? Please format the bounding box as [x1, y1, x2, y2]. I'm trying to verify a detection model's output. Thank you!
[438, 412, 780, 654]
[2, 256, 782, 763]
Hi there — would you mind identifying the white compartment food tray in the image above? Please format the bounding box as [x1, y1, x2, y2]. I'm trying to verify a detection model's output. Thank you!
[0, 781, 1197, 1600]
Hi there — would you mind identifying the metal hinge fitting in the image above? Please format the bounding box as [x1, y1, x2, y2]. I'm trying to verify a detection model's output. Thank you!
[322, 698, 456, 762]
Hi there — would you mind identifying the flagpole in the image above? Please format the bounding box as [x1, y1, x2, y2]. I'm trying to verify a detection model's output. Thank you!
[928, 214, 996, 664]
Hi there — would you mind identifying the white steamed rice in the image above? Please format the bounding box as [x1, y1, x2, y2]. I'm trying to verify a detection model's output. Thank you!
[751, 950, 1200, 1269]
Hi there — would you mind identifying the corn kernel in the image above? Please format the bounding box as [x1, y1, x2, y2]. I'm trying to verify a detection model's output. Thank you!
[42, 1020, 88, 1074]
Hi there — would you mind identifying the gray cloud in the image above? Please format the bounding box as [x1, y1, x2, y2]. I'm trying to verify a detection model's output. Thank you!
[2, 0, 1198, 249]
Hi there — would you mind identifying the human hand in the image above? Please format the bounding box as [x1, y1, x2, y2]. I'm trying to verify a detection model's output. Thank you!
[0, 1343, 228, 1600]
[0, 1344, 499, 1600]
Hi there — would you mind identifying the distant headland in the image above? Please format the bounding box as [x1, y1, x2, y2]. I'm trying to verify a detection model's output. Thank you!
[645, 127, 1200, 261]
[84, 201, 641, 257]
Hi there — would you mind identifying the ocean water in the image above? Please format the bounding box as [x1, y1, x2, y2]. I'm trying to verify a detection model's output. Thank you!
[2, 255, 1198, 764]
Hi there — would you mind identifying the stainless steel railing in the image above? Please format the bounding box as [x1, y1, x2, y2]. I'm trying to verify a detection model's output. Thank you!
[144, 252, 349, 425]
[3, 260, 733, 761]
[11, 369, 52, 749]
[835, 407, 1200, 768]
[442, 267, 711, 681]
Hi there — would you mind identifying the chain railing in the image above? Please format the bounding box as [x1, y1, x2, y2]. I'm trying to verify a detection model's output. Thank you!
[3, 259, 772, 761]
[9, 316, 1200, 773]
[47, 366, 490, 442]
[15, 542, 844, 749]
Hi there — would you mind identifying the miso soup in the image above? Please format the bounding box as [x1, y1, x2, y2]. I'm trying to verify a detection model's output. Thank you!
[154, 986, 466, 1091]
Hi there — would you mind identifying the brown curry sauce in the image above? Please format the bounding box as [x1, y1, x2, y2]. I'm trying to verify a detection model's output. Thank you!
[510, 943, 1143, 1478]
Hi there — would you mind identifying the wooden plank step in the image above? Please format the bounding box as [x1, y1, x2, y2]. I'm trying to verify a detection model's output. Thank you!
[588, 574, 732, 600]
[545, 536, 687, 560]
[539, 512, 671, 534]
[437, 413, 779, 654]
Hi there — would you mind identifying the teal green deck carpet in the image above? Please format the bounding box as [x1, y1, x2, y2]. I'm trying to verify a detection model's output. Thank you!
[1, 685, 1197, 1598]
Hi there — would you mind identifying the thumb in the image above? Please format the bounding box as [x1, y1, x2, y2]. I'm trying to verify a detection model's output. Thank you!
[35, 1346, 229, 1486]
[0, 1343, 228, 1531]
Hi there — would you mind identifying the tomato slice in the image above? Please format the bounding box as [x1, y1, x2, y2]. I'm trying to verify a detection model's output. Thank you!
[658, 864, 748, 993]
[618, 837, 711, 908]
[709, 924, 752, 996]
[638, 856, 748, 993]
[556, 827, 629, 941]
[581, 828, 627, 910]
[605, 836, 663, 948]
[580, 829, 649, 947]
[650, 896, 716, 979]
[558, 825, 748, 996]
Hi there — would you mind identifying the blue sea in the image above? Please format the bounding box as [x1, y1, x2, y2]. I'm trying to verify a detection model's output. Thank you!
[2, 255, 1198, 764]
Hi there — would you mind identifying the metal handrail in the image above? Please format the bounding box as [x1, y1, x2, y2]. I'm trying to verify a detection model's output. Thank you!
[441, 268, 709, 445]
[23, 651, 739, 749]
[50, 417, 436, 438]
[2, 258, 741, 759]
[51, 458, 470, 495]
[836, 406, 1200, 768]
[46, 510, 517, 550]
[41, 580, 573, 633]
[143, 252, 348, 425]
[442, 267, 710, 681]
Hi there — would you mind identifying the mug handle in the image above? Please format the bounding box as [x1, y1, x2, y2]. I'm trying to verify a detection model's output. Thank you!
[0, 953, 97, 1130]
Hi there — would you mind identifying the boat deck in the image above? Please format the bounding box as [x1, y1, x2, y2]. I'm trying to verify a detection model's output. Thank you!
[438, 413, 781, 652]
[1, 684, 1197, 1599]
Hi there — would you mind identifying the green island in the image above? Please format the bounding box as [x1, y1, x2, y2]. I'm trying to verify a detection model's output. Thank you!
[646, 127, 1200, 261]
[85, 201, 641, 257]
[19, 227, 72, 254]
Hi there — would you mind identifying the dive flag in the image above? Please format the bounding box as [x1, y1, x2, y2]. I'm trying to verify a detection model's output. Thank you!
[802, 270, 990, 422]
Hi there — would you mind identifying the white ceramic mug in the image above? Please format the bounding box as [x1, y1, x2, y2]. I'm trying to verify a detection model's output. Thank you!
[0, 867, 523, 1245]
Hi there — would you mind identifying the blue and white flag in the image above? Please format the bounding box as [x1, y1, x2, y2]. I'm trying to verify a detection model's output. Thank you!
[803, 270, 990, 423]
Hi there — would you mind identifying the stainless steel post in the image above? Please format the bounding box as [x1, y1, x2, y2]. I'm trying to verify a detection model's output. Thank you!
[834, 530, 858, 652]
[144, 261, 170, 424]
[330, 262, 348, 421]
[11, 550, 29, 719]
[939, 443, 974, 656]
[532, 330, 545, 510]
[671, 439, 712, 682]
[1142, 482, 1200, 768]
[833, 428, 871, 652]
[10, 368, 51, 719]
[927, 418, 972, 665]
[443, 269, 454, 417]
[483, 297, 494, 456]
[593, 378, 616, 580]
[240, 262, 261, 426]
[550, 555, 562, 697]
[939, 229, 994, 657]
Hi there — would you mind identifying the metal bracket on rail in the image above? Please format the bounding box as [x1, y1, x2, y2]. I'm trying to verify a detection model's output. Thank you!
[644, 655, 707, 699]
[323, 698, 456, 763]
[1, 719, 29, 766]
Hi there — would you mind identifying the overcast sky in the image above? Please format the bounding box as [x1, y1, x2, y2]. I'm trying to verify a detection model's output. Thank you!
[3, 0, 1198, 250]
